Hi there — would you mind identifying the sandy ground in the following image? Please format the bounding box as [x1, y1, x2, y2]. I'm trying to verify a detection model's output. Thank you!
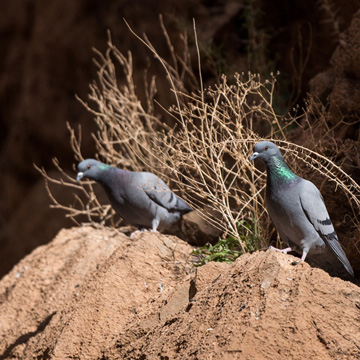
[0, 226, 359, 359]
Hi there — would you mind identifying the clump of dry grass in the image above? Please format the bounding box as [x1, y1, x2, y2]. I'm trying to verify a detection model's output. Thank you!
[37, 22, 360, 255]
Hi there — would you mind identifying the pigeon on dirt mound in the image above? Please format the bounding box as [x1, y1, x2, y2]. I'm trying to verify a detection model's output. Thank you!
[250, 141, 357, 283]
[77, 159, 192, 235]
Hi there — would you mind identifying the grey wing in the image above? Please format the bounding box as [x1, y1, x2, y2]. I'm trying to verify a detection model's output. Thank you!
[143, 175, 192, 213]
[299, 180, 354, 277]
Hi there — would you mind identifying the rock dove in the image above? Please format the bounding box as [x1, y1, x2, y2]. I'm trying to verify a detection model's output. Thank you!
[250, 141, 356, 283]
[77, 159, 192, 235]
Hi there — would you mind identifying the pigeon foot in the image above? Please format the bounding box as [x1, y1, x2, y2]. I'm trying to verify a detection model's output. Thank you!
[301, 251, 308, 261]
[290, 251, 308, 265]
[130, 229, 149, 238]
[268, 246, 295, 255]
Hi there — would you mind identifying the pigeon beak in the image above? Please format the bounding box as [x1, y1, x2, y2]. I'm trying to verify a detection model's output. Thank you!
[76, 172, 84, 181]
[249, 152, 259, 161]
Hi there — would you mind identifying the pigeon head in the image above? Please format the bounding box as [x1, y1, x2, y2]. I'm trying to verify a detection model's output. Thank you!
[250, 141, 298, 182]
[77, 159, 110, 182]
[249, 141, 281, 163]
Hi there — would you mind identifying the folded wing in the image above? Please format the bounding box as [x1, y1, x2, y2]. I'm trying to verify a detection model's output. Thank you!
[299, 180, 354, 277]
[144, 177, 192, 213]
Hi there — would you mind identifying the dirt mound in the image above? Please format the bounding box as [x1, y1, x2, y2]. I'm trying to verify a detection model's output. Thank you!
[0, 227, 193, 359]
[1, 227, 359, 359]
[117, 251, 360, 359]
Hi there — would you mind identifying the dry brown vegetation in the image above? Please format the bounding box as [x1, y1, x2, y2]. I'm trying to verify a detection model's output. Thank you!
[37, 23, 360, 255]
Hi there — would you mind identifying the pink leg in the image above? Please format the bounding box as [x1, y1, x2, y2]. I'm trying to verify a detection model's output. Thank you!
[290, 250, 308, 266]
[301, 251, 308, 261]
[151, 219, 160, 233]
[269, 246, 296, 255]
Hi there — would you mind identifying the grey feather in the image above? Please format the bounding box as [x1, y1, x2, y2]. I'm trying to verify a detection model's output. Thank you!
[298, 181, 354, 277]
[76, 159, 192, 233]
[250, 141, 357, 283]
[142, 175, 192, 213]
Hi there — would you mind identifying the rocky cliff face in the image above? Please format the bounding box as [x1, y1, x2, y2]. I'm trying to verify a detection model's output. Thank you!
[0, 227, 359, 359]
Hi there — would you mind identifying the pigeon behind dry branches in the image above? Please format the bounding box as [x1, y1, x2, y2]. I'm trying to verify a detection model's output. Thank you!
[77, 159, 192, 236]
[250, 141, 357, 283]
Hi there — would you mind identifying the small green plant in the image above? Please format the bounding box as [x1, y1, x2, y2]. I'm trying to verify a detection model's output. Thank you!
[238, 219, 262, 253]
[192, 220, 261, 266]
[192, 237, 241, 266]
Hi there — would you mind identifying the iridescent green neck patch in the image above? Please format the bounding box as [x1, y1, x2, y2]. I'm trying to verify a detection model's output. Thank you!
[268, 156, 298, 182]
[99, 163, 111, 171]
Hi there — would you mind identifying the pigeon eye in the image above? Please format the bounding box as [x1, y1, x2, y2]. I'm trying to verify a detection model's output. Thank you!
[87, 165, 91, 170]
[264, 146, 269, 151]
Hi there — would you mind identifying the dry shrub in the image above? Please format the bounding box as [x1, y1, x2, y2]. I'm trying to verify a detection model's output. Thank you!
[37, 22, 360, 255]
